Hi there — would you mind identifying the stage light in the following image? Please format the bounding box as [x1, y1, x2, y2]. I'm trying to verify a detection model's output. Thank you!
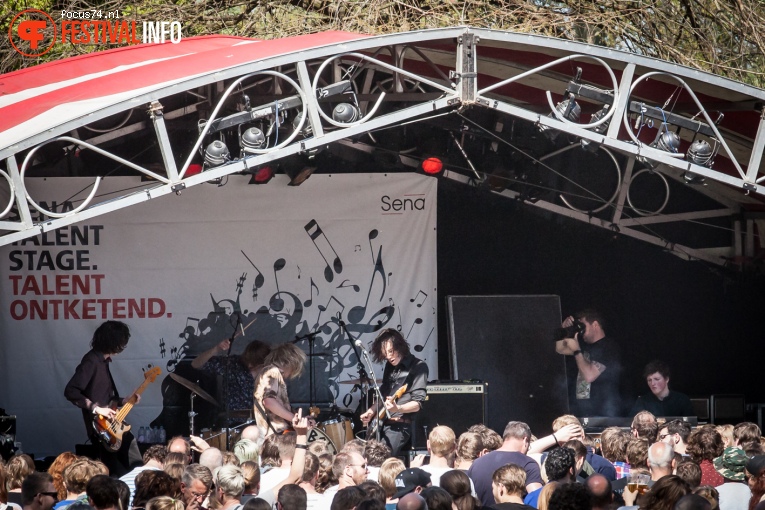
[539, 98, 581, 141]
[293, 112, 312, 137]
[639, 125, 681, 169]
[686, 139, 714, 168]
[332, 103, 359, 123]
[683, 171, 706, 185]
[248, 166, 274, 185]
[186, 163, 203, 177]
[580, 105, 611, 152]
[204, 140, 230, 168]
[240, 127, 266, 154]
[421, 157, 443, 175]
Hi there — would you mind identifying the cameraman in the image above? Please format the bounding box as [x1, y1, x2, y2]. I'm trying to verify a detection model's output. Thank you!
[555, 309, 622, 417]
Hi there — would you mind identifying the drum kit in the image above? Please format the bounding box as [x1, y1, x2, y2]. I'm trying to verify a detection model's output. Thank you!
[169, 372, 365, 453]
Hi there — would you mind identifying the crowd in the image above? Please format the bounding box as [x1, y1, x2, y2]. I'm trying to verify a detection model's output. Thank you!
[2, 411, 765, 510]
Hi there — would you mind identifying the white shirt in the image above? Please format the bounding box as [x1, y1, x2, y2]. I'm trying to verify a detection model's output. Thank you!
[259, 467, 290, 493]
[716, 482, 751, 510]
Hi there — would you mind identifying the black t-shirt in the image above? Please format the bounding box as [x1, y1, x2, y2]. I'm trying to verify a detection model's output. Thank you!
[566, 336, 622, 416]
[629, 390, 695, 417]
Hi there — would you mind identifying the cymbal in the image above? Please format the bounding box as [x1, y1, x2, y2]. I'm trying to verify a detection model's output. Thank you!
[338, 377, 382, 385]
[169, 373, 218, 406]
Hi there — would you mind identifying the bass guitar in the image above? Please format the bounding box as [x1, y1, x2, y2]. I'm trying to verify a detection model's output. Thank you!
[93, 366, 161, 451]
[367, 384, 408, 437]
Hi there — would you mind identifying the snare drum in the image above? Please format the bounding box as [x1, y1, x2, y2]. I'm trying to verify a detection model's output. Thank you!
[201, 428, 241, 450]
[319, 418, 354, 449]
[307, 426, 337, 455]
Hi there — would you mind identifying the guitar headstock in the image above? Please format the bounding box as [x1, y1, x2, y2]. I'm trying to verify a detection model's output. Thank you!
[309, 406, 320, 419]
[143, 366, 162, 382]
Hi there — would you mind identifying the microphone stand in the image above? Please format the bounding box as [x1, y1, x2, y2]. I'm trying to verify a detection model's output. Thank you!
[293, 329, 324, 410]
[224, 312, 243, 451]
[338, 320, 386, 442]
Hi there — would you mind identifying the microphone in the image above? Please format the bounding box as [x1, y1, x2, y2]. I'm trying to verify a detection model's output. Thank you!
[354, 339, 365, 350]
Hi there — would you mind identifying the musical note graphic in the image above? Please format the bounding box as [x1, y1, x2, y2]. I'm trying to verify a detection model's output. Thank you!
[406, 318, 423, 340]
[315, 296, 345, 329]
[297, 265, 302, 279]
[389, 297, 403, 331]
[241, 250, 264, 299]
[270, 258, 286, 312]
[348, 245, 386, 324]
[410, 290, 428, 308]
[414, 327, 435, 352]
[159, 338, 166, 358]
[337, 279, 360, 292]
[304, 278, 319, 307]
[368, 229, 378, 264]
[304, 219, 343, 282]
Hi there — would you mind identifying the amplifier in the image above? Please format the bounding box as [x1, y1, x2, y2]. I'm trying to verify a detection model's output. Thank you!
[411, 381, 487, 449]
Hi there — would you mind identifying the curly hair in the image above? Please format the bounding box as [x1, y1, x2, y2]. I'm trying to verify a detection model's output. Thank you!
[544, 447, 576, 482]
[676, 459, 702, 489]
[47, 452, 79, 500]
[133, 470, 181, 508]
[6, 454, 35, 491]
[626, 438, 650, 469]
[600, 427, 630, 463]
[734, 422, 763, 456]
[687, 427, 724, 463]
[91, 320, 130, 354]
[364, 440, 392, 467]
[548, 482, 591, 510]
[370, 329, 410, 364]
[315, 453, 338, 494]
[63, 459, 108, 495]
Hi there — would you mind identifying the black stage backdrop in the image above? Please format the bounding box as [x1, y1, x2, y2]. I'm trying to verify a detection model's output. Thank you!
[436, 177, 765, 434]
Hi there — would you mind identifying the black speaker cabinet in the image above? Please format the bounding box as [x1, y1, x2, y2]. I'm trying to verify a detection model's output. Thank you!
[411, 381, 487, 449]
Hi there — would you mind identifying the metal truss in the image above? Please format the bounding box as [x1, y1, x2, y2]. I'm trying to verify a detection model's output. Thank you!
[1, 27, 764, 267]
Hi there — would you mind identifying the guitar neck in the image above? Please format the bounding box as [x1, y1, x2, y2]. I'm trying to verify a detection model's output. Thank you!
[113, 377, 152, 423]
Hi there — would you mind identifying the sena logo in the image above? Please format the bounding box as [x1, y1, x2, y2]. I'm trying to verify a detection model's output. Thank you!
[380, 194, 425, 214]
[8, 9, 56, 57]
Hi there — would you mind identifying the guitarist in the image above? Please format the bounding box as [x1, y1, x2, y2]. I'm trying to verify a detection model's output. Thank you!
[360, 329, 428, 457]
[64, 320, 142, 476]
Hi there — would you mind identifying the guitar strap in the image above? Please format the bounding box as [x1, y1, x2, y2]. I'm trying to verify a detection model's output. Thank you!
[252, 398, 279, 435]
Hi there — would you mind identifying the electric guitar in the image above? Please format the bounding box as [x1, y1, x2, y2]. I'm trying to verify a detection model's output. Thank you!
[93, 366, 161, 451]
[367, 384, 408, 437]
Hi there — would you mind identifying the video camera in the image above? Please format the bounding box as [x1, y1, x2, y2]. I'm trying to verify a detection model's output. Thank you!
[554, 319, 585, 341]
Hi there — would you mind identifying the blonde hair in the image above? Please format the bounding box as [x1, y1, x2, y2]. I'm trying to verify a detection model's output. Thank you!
[64, 459, 106, 494]
[6, 455, 35, 491]
[428, 426, 456, 458]
[233, 439, 259, 464]
[221, 451, 240, 467]
[716, 425, 735, 448]
[538, 481, 560, 510]
[378, 457, 406, 498]
[552, 415, 582, 431]
[146, 496, 185, 510]
[492, 464, 527, 495]
[264, 344, 306, 379]
[163, 463, 185, 482]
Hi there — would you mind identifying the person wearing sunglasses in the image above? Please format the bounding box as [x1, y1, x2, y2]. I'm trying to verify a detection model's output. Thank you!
[21, 473, 58, 510]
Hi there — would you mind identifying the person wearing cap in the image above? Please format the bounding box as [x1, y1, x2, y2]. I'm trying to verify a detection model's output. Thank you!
[360, 329, 429, 457]
[392, 468, 432, 501]
[713, 446, 750, 510]
[746, 455, 765, 510]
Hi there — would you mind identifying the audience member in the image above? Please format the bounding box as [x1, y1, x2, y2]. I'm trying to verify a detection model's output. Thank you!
[277, 484, 306, 510]
[339, 441, 367, 457]
[296, 454, 319, 508]
[491, 464, 534, 510]
[631, 411, 659, 443]
[47, 454, 79, 502]
[468, 421, 543, 506]
[56, 459, 107, 510]
[712, 447, 750, 510]
[420, 486, 452, 510]
[329, 487, 365, 510]
[21, 473, 57, 510]
[391, 469, 431, 500]
[687, 427, 725, 487]
[525, 448, 576, 507]
[199, 449, 223, 473]
[716, 426, 735, 450]
[132, 471, 179, 510]
[233, 440, 258, 464]
[549, 416, 615, 481]
[528, 416, 584, 454]
[179, 464, 213, 510]
[648, 441, 675, 481]
[746, 455, 765, 510]
[734, 424, 763, 457]
[635, 475, 690, 510]
[166, 438, 192, 465]
[417, 426, 456, 486]
[378, 458, 406, 507]
[586, 474, 613, 510]
[357, 481, 386, 505]
[323, 451, 369, 503]
[240, 427, 262, 448]
[86, 476, 121, 510]
[467, 425, 502, 453]
[394, 493, 426, 510]
[693, 486, 720, 510]
[454, 433, 483, 471]
[214, 465, 245, 510]
[8, 455, 37, 505]
[600, 427, 631, 479]
[536, 482, 559, 510]
[240, 461, 261, 503]
[659, 420, 693, 456]
[440, 470, 479, 510]
[316, 454, 337, 495]
[120, 445, 166, 506]
[115, 480, 129, 510]
[260, 434, 296, 493]
[675, 494, 713, 510]
[612, 438, 650, 494]
[364, 441, 391, 483]
[144, 496, 183, 510]
[677, 459, 703, 490]
[242, 498, 270, 510]
[547, 483, 591, 510]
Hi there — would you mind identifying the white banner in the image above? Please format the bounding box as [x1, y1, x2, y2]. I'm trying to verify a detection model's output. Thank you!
[0, 173, 438, 456]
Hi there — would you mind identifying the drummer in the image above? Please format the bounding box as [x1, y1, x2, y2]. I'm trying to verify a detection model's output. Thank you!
[252, 343, 315, 435]
[191, 338, 271, 422]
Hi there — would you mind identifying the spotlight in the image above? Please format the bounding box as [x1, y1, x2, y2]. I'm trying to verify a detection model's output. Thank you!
[539, 98, 581, 141]
[580, 105, 611, 152]
[248, 166, 274, 185]
[240, 127, 266, 154]
[204, 140, 230, 168]
[332, 103, 359, 123]
[293, 112, 312, 137]
[683, 171, 706, 186]
[686, 139, 714, 168]
[421, 157, 443, 175]
[639, 125, 681, 169]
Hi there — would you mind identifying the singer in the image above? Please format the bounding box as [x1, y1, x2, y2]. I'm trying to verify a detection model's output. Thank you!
[360, 328, 428, 456]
